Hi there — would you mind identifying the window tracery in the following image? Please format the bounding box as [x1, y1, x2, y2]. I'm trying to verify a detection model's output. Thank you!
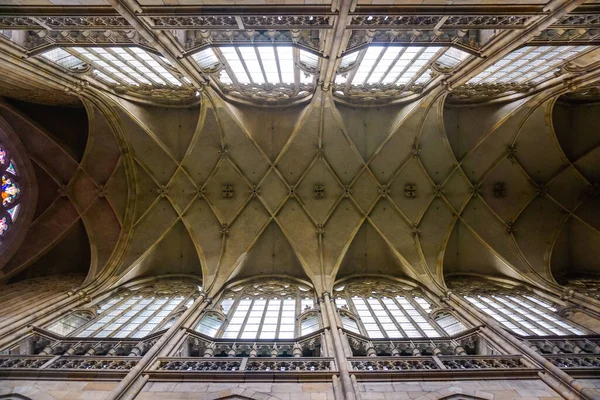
[40, 47, 196, 101]
[448, 279, 587, 336]
[333, 45, 470, 101]
[196, 279, 317, 340]
[54, 280, 200, 339]
[0, 144, 22, 239]
[334, 278, 463, 339]
[191, 45, 319, 104]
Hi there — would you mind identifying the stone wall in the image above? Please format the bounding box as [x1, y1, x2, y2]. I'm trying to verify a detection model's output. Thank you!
[357, 380, 561, 400]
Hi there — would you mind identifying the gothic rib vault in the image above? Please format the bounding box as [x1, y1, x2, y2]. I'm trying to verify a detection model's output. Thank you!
[0, 81, 598, 298]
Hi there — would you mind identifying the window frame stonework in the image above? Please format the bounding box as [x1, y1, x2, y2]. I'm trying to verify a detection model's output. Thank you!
[333, 277, 464, 339]
[55, 278, 201, 339]
[448, 278, 589, 337]
[196, 278, 318, 340]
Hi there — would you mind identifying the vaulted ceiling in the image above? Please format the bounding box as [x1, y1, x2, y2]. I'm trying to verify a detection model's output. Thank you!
[0, 0, 599, 296]
[0, 81, 598, 297]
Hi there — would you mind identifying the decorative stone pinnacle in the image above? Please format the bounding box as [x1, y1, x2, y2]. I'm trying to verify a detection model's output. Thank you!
[433, 185, 444, 198]
[343, 185, 352, 197]
[379, 185, 389, 198]
[156, 185, 168, 197]
[220, 223, 230, 236]
[249, 186, 260, 198]
[218, 147, 228, 159]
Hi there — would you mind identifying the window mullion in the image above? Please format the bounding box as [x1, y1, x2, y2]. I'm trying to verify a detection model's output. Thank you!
[391, 48, 424, 86]
[394, 296, 424, 337]
[70, 48, 128, 85]
[380, 297, 405, 338]
[213, 47, 244, 90]
[117, 297, 160, 338]
[254, 47, 270, 84]
[103, 48, 148, 85]
[503, 296, 562, 334]
[256, 297, 269, 339]
[274, 46, 284, 86]
[409, 297, 442, 336]
[71, 295, 129, 336]
[365, 297, 388, 338]
[344, 49, 367, 90]
[235, 47, 255, 85]
[379, 47, 406, 85]
[483, 296, 535, 335]
[363, 46, 386, 85]
[238, 297, 255, 340]
[397, 47, 428, 93]
[91, 296, 140, 337]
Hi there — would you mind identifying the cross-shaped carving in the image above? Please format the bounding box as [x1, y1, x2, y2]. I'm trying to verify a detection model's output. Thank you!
[405, 184, 416, 198]
[222, 184, 234, 198]
[314, 184, 325, 198]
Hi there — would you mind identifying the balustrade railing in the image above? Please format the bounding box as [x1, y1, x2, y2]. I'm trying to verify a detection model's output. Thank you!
[522, 335, 600, 354]
[156, 357, 334, 372]
[2, 327, 160, 357]
[181, 329, 323, 358]
[343, 327, 481, 357]
[0, 354, 139, 378]
[349, 355, 537, 379]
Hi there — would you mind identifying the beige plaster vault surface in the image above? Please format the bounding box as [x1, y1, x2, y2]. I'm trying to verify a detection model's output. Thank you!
[0, 85, 598, 295]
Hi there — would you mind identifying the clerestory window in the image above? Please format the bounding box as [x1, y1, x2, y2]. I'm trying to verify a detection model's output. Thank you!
[449, 279, 588, 336]
[48, 279, 200, 339]
[334, 278, 465, 339]
[467, 45, 592, 86]
[195, 279, 317, 340]
[191, 45, 319, 103]
[334, 46, 469, 88]
[40, 47, 189, 88]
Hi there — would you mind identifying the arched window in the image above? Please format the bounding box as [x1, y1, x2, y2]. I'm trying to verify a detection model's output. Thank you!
[50, 279, 200, 338]
[196, 279, 316, 340]
[0, 144, 21, 239]
[334, 278, 460, 339]
[45, 310, 94, 336]
[448, 279, 587, 336]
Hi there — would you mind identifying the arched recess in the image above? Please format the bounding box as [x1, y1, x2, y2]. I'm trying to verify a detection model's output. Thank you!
[42, 275, 202, 339]
[193, 276, 319, 343]
[227, 221, 309, 284]
[334, 221, 419, 284]
[446, 275, 592, 337]
[332, 276, 469, 341]
[549, 94, 600, 283]
[0, 96, 126, 284]
[443, 220, 527, 284]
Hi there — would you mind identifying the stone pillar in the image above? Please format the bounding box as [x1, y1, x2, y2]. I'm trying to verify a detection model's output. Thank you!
[321, 291, 358, 400]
